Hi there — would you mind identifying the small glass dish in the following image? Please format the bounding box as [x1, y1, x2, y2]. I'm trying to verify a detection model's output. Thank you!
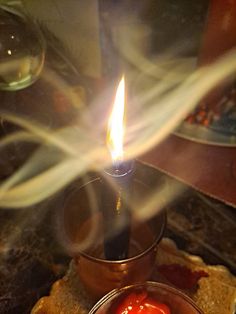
[89, 281, 203, 314]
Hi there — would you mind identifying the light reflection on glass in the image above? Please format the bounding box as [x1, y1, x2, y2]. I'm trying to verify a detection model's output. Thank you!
[0, 6, 45, 91]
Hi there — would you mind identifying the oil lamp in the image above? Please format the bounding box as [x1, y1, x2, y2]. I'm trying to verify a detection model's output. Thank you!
[101, 76, 134, 260]
[61, 77, 166, 300]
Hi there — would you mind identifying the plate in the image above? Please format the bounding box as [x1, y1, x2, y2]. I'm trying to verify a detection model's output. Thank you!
[175, 122, 236, 147]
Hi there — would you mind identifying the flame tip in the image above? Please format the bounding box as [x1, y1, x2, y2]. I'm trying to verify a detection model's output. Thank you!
[107, 77, 126, 161]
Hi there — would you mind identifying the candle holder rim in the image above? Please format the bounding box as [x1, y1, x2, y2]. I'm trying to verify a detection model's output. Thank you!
[88, 281, 204, 314]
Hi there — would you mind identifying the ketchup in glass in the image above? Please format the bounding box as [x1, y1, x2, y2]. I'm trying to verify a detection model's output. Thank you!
[116, 291, 171, 314]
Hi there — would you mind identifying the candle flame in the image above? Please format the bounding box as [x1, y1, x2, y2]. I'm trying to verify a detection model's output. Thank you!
[107, 76, 125, 162]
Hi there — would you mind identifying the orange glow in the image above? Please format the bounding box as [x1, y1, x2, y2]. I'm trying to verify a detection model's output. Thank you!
[107, 76, 125, 162]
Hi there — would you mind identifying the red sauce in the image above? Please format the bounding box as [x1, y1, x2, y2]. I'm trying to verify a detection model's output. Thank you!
[116, 291, 171, 314]
[157, 264, 208, 290]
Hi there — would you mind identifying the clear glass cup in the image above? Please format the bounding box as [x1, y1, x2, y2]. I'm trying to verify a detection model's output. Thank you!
[60, 177, 166, 301]
[89, 282, 203, 314]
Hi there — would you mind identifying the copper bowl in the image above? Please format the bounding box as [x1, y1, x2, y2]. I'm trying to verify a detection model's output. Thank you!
[61, 177, 166, 300]
[89, 282, 203, 314]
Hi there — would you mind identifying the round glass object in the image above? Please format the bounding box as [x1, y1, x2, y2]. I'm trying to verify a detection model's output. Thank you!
[0, 6, 45, 91]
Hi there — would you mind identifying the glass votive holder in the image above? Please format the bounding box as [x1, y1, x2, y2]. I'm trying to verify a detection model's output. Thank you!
[89, 282, 203, 314]
[60, 177, 166, 301]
